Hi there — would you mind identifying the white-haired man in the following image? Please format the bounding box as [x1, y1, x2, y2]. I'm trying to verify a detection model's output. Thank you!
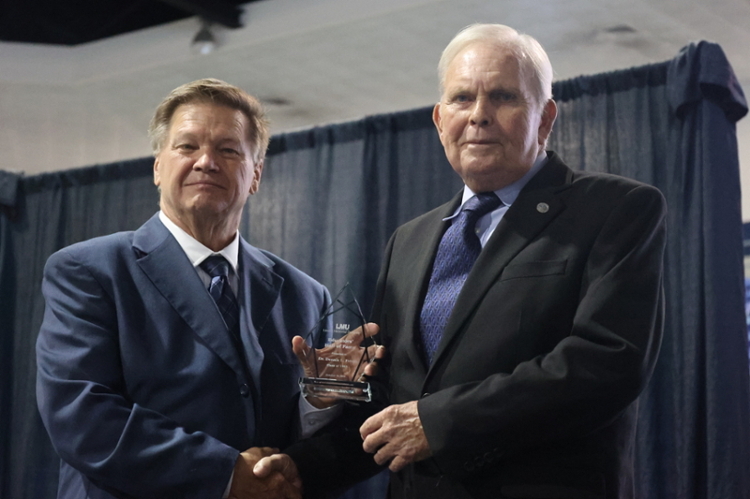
[354, 24, 666, 499]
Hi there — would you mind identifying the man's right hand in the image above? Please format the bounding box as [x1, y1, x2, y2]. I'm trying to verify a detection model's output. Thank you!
[229, 447, 302, 499]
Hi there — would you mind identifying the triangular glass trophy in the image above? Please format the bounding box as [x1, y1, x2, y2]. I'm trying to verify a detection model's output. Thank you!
[299, 284, 376, 402]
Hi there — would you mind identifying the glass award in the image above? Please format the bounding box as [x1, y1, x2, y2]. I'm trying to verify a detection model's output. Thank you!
[299, 284, 377, 402]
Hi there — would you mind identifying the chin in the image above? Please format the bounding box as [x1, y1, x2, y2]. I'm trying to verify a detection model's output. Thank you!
[460, 154, 504, 171]
[186, 200, 225, 216]
[463, 168, 524, 192]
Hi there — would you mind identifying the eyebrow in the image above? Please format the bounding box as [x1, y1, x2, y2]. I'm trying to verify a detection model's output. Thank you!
[445, 84, 519, 96]
[169, 132, 195, 143]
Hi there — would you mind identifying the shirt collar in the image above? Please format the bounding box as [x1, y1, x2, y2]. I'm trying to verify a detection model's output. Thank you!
[459, 151, 548, 209]
[158, 211, 240, 273]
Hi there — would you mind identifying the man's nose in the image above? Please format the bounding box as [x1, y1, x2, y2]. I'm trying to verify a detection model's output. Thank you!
[193, 150, 219, 171]
[469, 98, 492, 126]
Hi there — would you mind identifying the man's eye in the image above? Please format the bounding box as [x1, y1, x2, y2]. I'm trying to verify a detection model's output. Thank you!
[176, 144, 196, 151]
[452, 94, 470, 103]
[494, 92, 516, 102]
[221, 148, 240, 155]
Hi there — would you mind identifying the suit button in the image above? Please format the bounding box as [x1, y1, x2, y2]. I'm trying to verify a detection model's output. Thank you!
[240, 384, 250, 397]
[421, 392, 430, 398]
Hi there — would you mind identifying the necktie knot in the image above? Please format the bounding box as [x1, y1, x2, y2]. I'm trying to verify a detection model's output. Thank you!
[461, 192, 502, 220]
[200, 255, 231, 279]
[199, 255, 240, 336]
[455, 192, 502, 247]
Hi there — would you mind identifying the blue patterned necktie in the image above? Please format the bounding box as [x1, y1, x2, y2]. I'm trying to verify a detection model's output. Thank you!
[200, 255, 258, 439]
[200, 255, 241, 343]
[419, 192, 502, 364]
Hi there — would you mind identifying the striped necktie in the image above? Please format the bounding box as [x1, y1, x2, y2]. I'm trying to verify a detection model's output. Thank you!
[200, 255, 241, 343]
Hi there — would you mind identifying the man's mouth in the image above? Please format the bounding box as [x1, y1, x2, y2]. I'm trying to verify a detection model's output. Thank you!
[186, 181, 224, 189]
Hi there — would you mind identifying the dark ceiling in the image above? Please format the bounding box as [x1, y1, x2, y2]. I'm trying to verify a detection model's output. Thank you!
[0, 0, 261, 46]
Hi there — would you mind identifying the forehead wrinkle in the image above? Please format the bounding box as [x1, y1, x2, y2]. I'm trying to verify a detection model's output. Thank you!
[444, 58, 524, 98]
[169, 108, 248, 143]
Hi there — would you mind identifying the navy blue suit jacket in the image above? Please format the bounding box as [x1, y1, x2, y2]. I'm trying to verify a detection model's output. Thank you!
[36, 214, 330, 499]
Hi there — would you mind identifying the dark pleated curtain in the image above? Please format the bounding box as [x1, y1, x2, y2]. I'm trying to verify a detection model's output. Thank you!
[548, 41, 750, 499]
[241, 109, 460, 314]
[1, 41, 748, 499]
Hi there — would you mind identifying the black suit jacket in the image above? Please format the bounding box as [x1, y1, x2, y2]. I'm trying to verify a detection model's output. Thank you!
[370, 151, 666, 499]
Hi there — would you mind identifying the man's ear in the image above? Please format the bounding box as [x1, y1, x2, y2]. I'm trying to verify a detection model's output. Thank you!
[432, 102, 443, 136]
[538, 99, 558, 145]
[153, 157, 161, 187]
[249, 160, 264, 195]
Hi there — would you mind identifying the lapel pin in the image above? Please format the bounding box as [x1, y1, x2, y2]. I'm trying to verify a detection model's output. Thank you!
[536, 202, 550, 213]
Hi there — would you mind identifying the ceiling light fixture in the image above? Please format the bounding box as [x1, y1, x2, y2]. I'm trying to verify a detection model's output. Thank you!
[192, 19, 217, 55]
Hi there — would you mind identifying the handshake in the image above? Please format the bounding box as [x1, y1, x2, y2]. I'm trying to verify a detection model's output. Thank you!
[228, 446, 302, 499]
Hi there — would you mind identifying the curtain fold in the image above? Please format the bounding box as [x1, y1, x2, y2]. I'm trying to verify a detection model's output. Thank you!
[0, 170, 21, 208]
[548, 40, 750, 499]
[1, 42, 748, 499]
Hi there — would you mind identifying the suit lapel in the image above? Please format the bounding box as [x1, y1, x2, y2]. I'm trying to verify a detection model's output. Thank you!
[237, 239, 284, 405]
[428, 154, 574, 372]
[133, 214, 250, 382]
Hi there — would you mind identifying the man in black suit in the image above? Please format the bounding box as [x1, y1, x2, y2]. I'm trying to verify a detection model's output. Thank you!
[358, 23, 666, 499]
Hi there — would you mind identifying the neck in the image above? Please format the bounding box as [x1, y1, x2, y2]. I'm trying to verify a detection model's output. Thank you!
[162, 207, 239, 252]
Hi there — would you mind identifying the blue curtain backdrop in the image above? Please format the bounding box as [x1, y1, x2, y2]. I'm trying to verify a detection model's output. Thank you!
[1, 41, 748, 499]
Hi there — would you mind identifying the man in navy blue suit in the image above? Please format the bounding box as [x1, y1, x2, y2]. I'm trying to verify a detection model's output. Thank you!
[36, 79, 356, 499]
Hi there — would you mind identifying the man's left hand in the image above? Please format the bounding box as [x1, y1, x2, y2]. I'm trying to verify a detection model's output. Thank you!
[359, 401, 432, 472]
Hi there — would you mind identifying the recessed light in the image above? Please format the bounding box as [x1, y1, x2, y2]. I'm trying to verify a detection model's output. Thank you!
[604, 24, 637, 34]
[262, 97, 292, 106]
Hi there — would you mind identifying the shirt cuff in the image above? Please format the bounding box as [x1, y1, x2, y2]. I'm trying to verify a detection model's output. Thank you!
[298, 395, 343, 439]
[223, 469, 234, 498]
